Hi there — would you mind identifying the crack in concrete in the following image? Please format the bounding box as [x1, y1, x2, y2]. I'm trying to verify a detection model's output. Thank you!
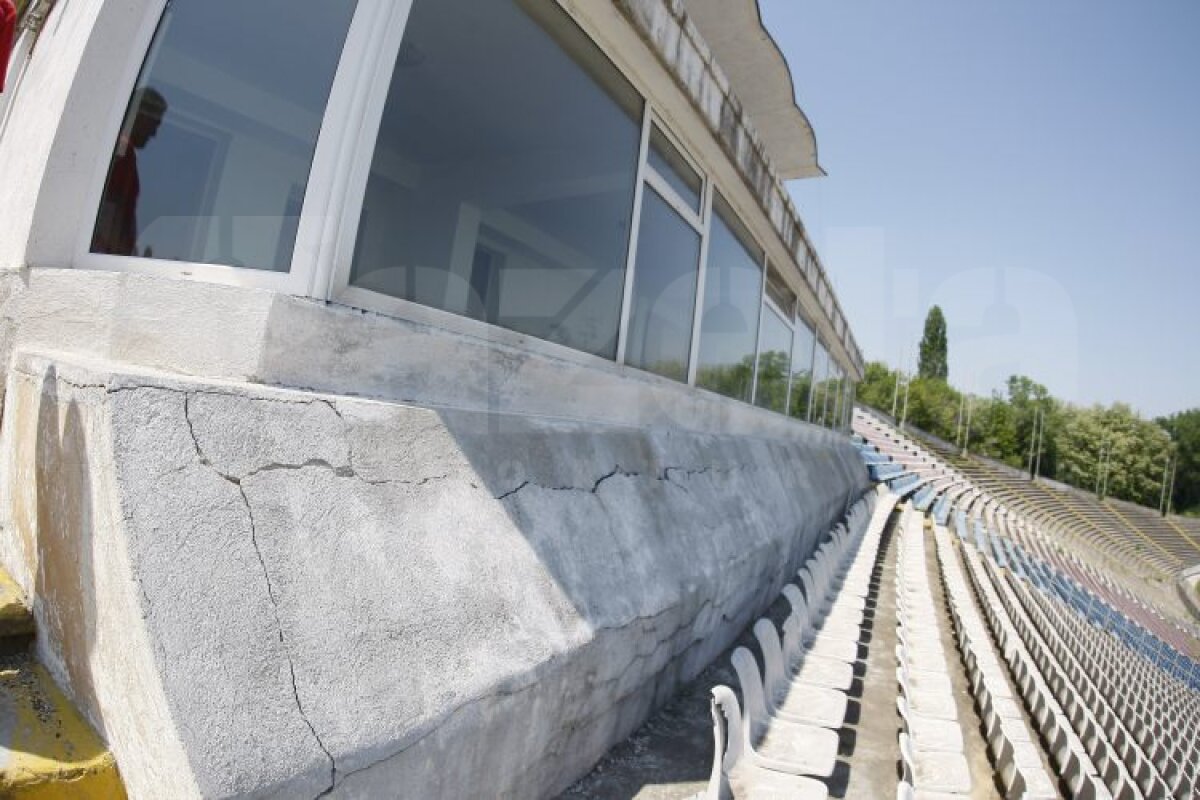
[237, 480, 338, 798]
[495, 465, 639, 501]
[328, 669, 547, 790]
[495, 464, 741, 502]
[182, 395, 338, 795]
[179, 392, 446, 488]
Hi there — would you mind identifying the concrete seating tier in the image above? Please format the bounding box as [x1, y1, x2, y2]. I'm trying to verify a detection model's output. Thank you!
[924, 433, 1195, 613]
[704, 488, 895, 799]
[854, 407, 1200, 800]
[860, 408, 1200, 653]
[893, 505, 974, 798]
[930, 521, 1060, 798]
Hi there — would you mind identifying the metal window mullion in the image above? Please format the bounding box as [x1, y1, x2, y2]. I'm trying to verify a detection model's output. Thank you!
[821, 364, 833, 427]
[647, 110, 707, 191]
[806, 335, 820, 423]
[642, 167, 704, 232]
[615, 104, 654, 365]
[784, 322, 797, 416]
[685, 177, 714, 385]
[748, 250, 769, 406]
[302, 0, 404, 298]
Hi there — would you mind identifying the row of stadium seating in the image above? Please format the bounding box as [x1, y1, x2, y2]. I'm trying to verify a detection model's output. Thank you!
[853, 408, 1199, 798]
[917, 430, 1200, 598]
[853, 412, 1200, 662]
[700, 489, 896, 798]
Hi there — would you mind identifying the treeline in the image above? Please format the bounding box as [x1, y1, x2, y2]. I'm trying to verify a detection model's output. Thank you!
[856, 362, 1199, 515]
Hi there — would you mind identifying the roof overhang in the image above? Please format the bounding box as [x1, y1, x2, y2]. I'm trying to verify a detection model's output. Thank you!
[683, 0, 824, 180]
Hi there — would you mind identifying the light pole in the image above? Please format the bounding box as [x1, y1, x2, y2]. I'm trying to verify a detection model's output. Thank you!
[900, 372, 911, 431]
[1166, 458, 1178, 517]
[1159, 452, 1172, 517]
[1033, 406, 1044, 480]
[1027, 406, 1040, 477]
[955, 391, 966, 449]
[961, 392, 973, 457]
[891, 367, 901, 418]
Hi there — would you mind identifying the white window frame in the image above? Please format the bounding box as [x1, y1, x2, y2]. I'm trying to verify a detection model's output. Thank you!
[70, 0, 399, 298]
[326, 8, 709, 371]
[620, 111, 710, 378]
[58, 0, 850, 425]
[690, 189, 764, 401]
[750, 269, 793, 409]
[808, 337, 827, 425]
[788, 312, 817, 420]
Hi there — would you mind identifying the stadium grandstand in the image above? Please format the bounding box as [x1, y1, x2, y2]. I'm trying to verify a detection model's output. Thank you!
[568, 406, 1199, 798]
[1, 1, 1193, 797]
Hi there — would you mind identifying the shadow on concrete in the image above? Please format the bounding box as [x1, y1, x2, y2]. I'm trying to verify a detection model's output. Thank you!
[432, 405, 869, 797]
[30, 365, 105, 736]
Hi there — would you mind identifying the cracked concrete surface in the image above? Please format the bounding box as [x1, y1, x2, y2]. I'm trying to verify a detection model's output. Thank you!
[0, 352, 870, 798]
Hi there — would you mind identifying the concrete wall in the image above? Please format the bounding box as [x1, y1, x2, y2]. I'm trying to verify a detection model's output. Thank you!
[0, 268, 847, 442]
[0, 348, 869, 798]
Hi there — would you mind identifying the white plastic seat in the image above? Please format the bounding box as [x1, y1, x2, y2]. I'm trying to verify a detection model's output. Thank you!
[706, 686, 829, 800]
[897, 696, 964, 753]
[799, 568, 866, 618]
[899, 732, 972, 795]
[730, 648, 840, 778]
[894, 779, 969, 800]
[753, 620, 848, 730]
[780, 585, 862, 663]
[897, 668, 958, 720]
[781, 617, 854, 691]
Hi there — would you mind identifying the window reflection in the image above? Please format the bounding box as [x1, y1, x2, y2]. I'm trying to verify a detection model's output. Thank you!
[93, 88, 168, 256]
[811, 341, 829, 424]
[625, 188, 701, 381]
[349, 0, 642, 359]
[789, 318, 815, 421]
[754, 306, 792, 413]
[695, 196, 762, 401]
[647, 125, 702, 214]
[91, 0, 356, 269]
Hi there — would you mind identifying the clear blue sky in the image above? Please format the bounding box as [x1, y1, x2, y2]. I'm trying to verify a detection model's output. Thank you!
[759, 0, 1200, 418]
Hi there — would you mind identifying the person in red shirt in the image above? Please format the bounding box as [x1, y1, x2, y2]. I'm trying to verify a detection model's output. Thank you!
[1, 0, 17, 92]
[92, 87, 167, 256]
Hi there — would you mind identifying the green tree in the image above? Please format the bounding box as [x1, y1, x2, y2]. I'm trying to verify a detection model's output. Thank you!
[904, 377, 961, 442]
[1158, 408, 1200, 514]
[918, 306, 949, 381]
[856, 361, 898, 413]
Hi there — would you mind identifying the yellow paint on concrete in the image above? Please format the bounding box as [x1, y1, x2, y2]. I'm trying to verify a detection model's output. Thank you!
[0, 655, 125, 799]
[0, 571, 34, 638]
[1164, 515, 1200, 558]
[1103, 499, 1181, 567]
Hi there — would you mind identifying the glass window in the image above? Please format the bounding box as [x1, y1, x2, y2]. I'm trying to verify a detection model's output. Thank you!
[695, 195, 763, 401]
[624, 187, 702, 381]
[829, 366, 844, 429]
[646, 125, 702, 213]
[811, 340, 829, 424]
[764, 265, 796, 317]
[91, 0, 357, 268]
[349, 0, 643, 359]
[789, 317, 815, 421]
[754, 305, 792, 413]
[843, 380, 856, 429]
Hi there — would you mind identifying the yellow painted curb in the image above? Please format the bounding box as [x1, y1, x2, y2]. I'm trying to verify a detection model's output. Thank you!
[0, 656, 125, 799]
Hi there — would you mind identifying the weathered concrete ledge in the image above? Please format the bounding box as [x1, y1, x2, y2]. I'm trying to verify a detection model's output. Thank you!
[0, 351, 869, 798]
[0, 268, 848, 444]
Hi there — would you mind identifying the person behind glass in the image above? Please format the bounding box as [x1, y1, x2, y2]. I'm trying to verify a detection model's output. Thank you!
[92, 87, 167, 256]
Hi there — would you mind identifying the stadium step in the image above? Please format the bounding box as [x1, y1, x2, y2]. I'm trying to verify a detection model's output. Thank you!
[0, 567, 124, 799]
